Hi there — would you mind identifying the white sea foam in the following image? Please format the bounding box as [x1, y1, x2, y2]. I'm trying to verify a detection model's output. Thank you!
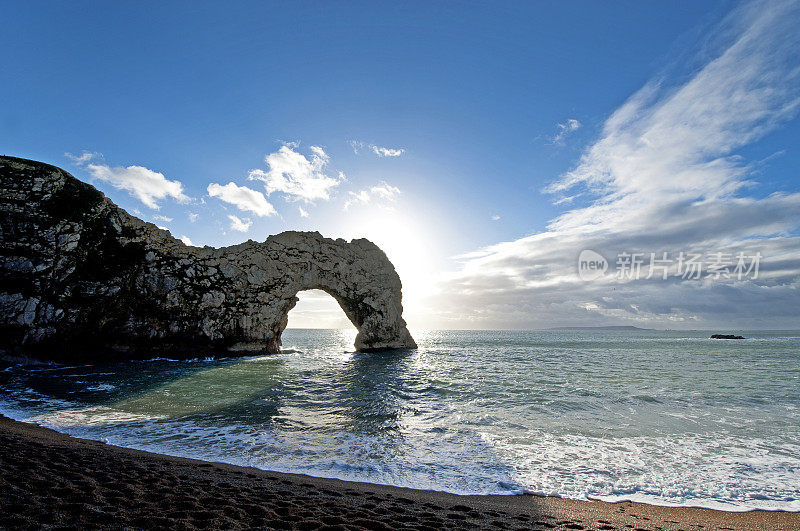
[85, 383, 117, 391]
[31, 406, 168, 427]
[1, 329, 798, 511]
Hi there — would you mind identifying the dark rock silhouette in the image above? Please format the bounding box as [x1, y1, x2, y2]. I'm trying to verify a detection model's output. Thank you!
[710, 334, 746, 340]
[0, 156, 416, 361]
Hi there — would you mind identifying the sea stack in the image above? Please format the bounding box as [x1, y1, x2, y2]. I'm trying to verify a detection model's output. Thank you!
[0, 156, 417, 361]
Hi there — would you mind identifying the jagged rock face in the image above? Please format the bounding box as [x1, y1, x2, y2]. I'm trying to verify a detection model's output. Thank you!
[0, 156, 416, 361]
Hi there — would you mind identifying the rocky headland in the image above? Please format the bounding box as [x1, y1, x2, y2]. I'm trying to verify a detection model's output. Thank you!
[0, 156, 416, 362]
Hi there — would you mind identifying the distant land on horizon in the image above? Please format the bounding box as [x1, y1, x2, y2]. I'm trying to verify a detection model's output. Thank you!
[285, 326, 800, 333]
[546, 326, 655, 331]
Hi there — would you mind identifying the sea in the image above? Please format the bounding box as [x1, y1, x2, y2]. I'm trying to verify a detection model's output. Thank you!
[1, 329, 798, 512]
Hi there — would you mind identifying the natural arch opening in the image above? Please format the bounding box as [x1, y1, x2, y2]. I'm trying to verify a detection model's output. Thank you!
[285, 289, 359, 331]
[278, 289, 359, 352]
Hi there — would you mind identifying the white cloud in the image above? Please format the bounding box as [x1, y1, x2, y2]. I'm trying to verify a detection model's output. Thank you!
[350, 140, 405, 157]
[65, 151, 100, 164]
[343, 182, 401, 210]
[180, 235, 197, 247]
[309, 145, 327, 159]
[249, 145, 342, 203]
[491, 215, 501, 221]
[298, 206, 309, 218]
[227, 214, 252, 232]
[371, 145, 405, 157]
[552, 194, 579, 206]
[207, 182, 277, 217]
[152, 214, 173, 222]
[349, 140, 363, 154]
[85, 162, 189, 209]
[344, 190, 370, 210]
[432, 0, 800, 330]
[549, 119, 581, 144]
[188, 212, 199, 222]
[65, 151, 189, 209]
[370, 182, 401, 199]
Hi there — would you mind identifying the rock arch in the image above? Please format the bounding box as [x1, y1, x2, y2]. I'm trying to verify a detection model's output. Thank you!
[216, 231, 417, 354]
[0, 156, 416, 361]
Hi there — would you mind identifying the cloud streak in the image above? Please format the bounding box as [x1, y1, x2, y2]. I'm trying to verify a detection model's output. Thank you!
[343, 182, 401, 210]
[65, 151, 100, 164]
[432, 0, 800, 329]
[350, 140, 405, 157]
[549, 119, 581, 144]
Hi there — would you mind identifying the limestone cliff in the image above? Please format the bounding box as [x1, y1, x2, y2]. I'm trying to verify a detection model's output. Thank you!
[0, 156, 416, 361]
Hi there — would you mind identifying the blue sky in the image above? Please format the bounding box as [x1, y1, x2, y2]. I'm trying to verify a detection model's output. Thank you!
[2, 1, 799, 329]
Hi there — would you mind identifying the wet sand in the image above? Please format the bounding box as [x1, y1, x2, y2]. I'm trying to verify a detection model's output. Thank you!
[0, 415, 797, 530]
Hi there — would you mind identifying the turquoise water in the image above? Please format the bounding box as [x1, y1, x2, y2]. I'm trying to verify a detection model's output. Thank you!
[1, 329, 798, 511]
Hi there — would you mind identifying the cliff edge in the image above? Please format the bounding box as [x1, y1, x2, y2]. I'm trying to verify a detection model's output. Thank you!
[0, 156, 416, 361]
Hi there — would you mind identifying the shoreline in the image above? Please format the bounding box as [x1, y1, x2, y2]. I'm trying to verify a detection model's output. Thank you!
[1, 415, 797, 530]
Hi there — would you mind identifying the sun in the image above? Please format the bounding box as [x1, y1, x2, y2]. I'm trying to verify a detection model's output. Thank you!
[288, 203, 442, 330]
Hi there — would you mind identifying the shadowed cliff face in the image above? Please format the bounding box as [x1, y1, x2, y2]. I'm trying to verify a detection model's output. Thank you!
[0, 156, 416, 362]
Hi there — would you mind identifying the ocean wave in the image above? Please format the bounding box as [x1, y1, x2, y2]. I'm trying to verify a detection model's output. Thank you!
[31, 406, 167, 427]
[1, 329, 798, 511]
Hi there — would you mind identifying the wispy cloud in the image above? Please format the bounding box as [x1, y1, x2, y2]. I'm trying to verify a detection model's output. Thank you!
[433, 0, 800, 329]
[249, 145, 343, 203]
[491, 215, 501, 221]
[343, 182, 401, 210]
[372, 145, 405, 157]
[80, 159, 189, 210]
[349, 140, 405, 157]
[207, 182, 277, 217]
[298, 206, 309, 218]
[227, 214, 252, 232]
[369, 182, 401, 199]
[64, 151, 100, 164]
[344, 190, 370, 210]
[549, 119, 581, 144]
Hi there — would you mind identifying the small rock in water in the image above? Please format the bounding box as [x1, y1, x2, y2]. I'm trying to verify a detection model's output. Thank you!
[710, 334, 746, 340]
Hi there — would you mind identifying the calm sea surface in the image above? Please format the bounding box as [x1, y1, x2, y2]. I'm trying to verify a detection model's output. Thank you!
[1, 329, 798, 511]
